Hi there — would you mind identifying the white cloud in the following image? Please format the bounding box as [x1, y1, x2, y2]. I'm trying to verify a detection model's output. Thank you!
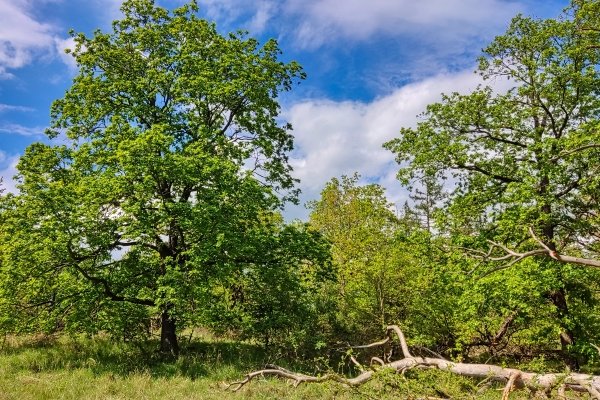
[284, 68, 515, 220]
[0, 123, 45, 137]
[54, 36, 78, 71]
[196, 0, 241, 24]
[196, 0, 523, 50]
[91, 0, 124, 25]
[247, 1, 275, 34]
[0, 0, 58, 78]
[0, 104, 34, 113]
[284, 0, 522, 48]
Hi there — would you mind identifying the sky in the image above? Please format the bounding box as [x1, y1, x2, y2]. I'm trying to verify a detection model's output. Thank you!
[0, 0, 568, 220]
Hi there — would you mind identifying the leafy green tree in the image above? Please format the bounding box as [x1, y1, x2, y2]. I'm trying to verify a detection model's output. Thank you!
[308, 175, 409, 341]
[208, 219, 333, 352]
[0, 0, 307, 355]
[385, 1, 600, 367]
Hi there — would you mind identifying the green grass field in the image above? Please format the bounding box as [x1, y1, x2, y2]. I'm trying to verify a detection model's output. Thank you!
[0, 333, 537, 399]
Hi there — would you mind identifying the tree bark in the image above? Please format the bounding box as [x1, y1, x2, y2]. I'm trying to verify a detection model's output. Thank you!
[160, 307, 179, 357]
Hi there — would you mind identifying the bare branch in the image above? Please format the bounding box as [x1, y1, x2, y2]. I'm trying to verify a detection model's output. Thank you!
[348, 337, 390, 349]
[371, 357, 385, 366]
[475, 227, 600, 277]
[350, 355, 365, 372]
[387, 325, 412, 358]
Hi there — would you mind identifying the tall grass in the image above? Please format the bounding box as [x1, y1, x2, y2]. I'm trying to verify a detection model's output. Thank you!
[0, 333, 528, 399]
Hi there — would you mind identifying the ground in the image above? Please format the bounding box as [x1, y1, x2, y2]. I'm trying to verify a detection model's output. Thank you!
[0, 333, 550, 399]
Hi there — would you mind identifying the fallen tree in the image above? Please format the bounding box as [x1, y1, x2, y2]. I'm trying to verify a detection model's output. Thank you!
[228, 326, 600, 399]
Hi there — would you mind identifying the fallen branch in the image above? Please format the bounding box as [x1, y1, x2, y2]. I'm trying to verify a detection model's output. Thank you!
[228, 325, 600, 398]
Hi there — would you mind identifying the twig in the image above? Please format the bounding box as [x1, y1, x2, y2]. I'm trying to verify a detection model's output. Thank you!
[350, 355, 365, 372]
[347, 337, 390, 349]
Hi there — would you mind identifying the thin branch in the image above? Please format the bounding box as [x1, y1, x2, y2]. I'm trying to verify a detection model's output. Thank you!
[71, 262, 155, 306]
[350, 355, 365, 372]
[454, 162, 521, 184]
[370, 357, 385, 366]
[551, 144, 600, 162]
[348, 337, 390, 349]
[477, 227, 600, 277]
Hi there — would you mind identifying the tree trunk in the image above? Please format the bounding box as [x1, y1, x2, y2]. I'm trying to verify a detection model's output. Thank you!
[540, 213, 579, 370]
[160, 308, 179, 357]
[549, 287, 579, 370]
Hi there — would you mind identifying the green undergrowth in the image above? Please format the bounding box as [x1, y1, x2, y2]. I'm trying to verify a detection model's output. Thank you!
[0, 333, 538, 399]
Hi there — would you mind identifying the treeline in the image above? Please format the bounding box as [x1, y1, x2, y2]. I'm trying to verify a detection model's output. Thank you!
[0, 0, 600, 376]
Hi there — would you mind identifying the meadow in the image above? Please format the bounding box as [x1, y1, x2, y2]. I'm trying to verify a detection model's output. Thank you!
[0, 332, 535, 400]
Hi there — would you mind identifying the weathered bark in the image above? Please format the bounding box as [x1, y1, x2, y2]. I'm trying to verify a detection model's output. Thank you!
[228, 326, 600, 398]
[160, 308, 179, 356]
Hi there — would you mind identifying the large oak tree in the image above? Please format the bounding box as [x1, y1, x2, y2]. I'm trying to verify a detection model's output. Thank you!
[385, 1, 600, 368]
[0, 0, 312, 355]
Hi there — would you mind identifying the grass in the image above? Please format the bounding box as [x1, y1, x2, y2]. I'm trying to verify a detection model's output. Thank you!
[0, 333, 537, 399]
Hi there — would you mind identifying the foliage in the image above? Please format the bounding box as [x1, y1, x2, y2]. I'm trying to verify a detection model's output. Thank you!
[385, 4, 600, 260]
[385, 1, 600, 367]
[0, 0, 316, 355]
[201, 219, 334, 353]
[308, 174, 411, 342]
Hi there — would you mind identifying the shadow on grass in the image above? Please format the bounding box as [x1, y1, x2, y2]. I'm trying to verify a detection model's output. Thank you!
[0, 334, 275, 380]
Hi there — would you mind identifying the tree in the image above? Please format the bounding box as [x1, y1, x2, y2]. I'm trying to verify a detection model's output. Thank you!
[384, 1, 600, 368]
[0, 0, 308, 355]
[409, 174, 445, 235]
[209, 219, 333, 352]
[230, 326, 600, 399]
[308, 174, 409, 341]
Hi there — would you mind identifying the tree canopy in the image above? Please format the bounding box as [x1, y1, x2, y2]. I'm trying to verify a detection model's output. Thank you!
[383, 1, 600, 369]
[0, 0, 321, 355]
[385, 2, 600, 271]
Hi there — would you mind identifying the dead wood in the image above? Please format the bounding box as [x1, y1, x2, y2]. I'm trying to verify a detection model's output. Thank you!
[227, 325, 600, 399]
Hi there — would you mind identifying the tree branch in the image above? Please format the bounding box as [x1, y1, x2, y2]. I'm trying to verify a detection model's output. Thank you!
[454, 162, 521, 183]
[551, 144, 600, 162]
[478, 227, 600, 276]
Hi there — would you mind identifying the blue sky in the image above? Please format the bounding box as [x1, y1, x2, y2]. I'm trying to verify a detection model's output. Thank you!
[0, 0, 567, 219]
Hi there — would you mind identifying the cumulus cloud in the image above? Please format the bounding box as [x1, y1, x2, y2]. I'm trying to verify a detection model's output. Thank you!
[0, 0, 58, 78]
[284, 69, 514, 220]
[0, 0, 84, 77]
